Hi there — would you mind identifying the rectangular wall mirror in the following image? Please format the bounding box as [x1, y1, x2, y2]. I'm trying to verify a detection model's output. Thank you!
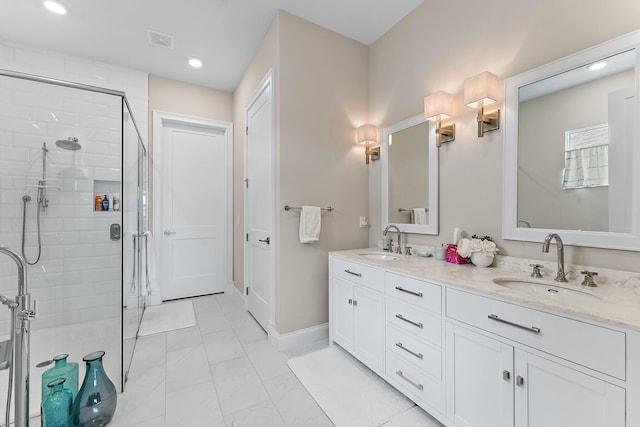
[503, 30, 640, 250]
[382, 114, 439, 235]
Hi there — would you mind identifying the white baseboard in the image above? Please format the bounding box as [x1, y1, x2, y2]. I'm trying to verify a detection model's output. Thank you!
[148, 289, 162, 306]
[270, 322, 329, 352]
[225, 281, 236, 295]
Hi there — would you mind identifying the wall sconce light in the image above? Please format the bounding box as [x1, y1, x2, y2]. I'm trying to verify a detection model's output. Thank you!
[464, 71, 502, 137]
[424, 91, 455, 147]
[357, 124, 380, 164]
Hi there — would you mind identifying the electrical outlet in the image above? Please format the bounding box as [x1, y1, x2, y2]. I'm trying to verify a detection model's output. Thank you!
[359, 216, 368, 228]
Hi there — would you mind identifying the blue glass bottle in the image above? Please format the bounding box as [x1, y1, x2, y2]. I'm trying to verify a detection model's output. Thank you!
[42, 354, 79, 402]
[72, 351, 117, 426]
[41, 378, 73, 427]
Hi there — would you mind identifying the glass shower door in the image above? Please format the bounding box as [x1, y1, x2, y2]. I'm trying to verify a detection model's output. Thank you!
[0, 73, 124, 422]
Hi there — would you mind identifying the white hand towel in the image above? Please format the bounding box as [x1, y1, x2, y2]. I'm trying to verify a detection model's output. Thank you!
[299, 206, 321, 243]
[413, 208, 428, 225]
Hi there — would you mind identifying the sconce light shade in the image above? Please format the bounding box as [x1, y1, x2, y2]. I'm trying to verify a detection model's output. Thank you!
[424, 91, 454, 120]
[356, 124, 380, 164]
[423, 91, 455, 147]
[357, 124, 378, 145]
[463, 71, 501, 108]
[464, 71, 502, 137]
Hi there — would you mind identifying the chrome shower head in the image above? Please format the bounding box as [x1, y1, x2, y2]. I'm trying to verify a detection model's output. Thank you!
[55, 137, 81, 151]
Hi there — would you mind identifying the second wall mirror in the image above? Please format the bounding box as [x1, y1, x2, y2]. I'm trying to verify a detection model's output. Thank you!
[382, 114, 439, 235]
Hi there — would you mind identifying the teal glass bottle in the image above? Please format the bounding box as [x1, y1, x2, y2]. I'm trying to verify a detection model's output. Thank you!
[41, 378, 73, 427]
[73, 351, 117, 426]
[42, 354, 79, 401]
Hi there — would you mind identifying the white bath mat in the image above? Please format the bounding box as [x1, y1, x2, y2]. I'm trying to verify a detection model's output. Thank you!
[288, 346, 421, 427]
[138, 300, 196, 336]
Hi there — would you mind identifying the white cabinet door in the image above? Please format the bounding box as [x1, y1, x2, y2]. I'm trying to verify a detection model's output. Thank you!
[354, 285, 384, 372]
[514, 350, 625, 427]
[446, 323, 514, 427]
[332, 277, 355, 353]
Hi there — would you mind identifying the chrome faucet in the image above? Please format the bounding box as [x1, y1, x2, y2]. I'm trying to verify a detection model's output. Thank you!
[542, 233, 568, 282]
[383, 225, 402, 254]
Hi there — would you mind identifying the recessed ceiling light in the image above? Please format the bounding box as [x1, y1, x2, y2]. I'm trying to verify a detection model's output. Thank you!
[188, 57, 203, 68]
[589, 61, 607, 71]
[43, 1, 67, 15]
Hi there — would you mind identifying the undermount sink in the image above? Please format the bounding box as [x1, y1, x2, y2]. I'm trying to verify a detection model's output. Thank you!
[493, 278, 600, 302]
[358, 252, 400, 261]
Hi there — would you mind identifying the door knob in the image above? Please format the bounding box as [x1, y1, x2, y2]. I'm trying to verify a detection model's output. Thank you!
[258, 237, 270, 244]
[164, 230, 176, 235]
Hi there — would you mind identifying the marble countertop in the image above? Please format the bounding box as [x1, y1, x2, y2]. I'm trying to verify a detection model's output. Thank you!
[330, 248, 640, 333]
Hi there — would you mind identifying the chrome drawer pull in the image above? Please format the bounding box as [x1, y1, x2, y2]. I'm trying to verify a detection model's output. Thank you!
[396, 370, 424, 390]
[395, 286, 423, 298]
[488, 314, 541, 334]
[395, 342, 424, 360]
[395, 314, 423, 329]
[344, 269, 362, 278]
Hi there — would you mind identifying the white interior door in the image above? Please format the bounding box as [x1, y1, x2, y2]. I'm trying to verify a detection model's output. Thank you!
[245, 71, 274, 332]
[154, 112, 233, 301]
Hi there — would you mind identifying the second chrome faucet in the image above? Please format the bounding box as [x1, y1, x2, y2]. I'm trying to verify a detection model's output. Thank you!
[542, 233, 568, 282]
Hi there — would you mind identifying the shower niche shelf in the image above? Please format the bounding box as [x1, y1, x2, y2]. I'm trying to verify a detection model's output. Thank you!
[94, 180, 122, 213]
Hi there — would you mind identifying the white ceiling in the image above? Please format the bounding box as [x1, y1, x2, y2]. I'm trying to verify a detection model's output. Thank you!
[0, 0, 423, 92]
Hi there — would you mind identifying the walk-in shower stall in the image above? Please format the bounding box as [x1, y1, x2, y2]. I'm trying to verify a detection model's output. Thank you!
[0, 70, 148, 425]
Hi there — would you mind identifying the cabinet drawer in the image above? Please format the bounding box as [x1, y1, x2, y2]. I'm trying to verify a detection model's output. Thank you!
[386, 324, 442, 380]
[332, 257, 384, 292]
[386, 299, 442, 347]
[385, 272, 441, 314]
[386, 351, 443, 413]
[446, 288, 626, 380]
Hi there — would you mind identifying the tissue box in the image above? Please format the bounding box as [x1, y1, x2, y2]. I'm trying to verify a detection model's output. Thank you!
[446, 244, 470, 264]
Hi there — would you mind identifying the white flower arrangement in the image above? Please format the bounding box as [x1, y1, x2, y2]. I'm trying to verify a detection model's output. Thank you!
[456, 236, 499, 258]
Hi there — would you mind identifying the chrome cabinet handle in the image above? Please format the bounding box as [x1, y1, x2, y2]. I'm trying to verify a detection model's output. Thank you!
[395, 314, 423, 329]
[488, 314, 541, 334]
[395, 342, 423, 360]
[344, 269, 362, 278]
[396, 370, 424, 390]
[394, 286, 423, 298]
[503, 370, 511, 381]
[258, 237, 270, 244]
[163, 230, 176, 235]
[516, 375, 525, 387]
[348, 299, 353, 305]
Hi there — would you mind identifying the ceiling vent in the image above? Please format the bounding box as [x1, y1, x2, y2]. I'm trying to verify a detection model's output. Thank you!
[147, 30, 174, 49]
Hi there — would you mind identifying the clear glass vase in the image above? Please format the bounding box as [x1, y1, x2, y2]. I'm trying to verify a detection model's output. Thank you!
[73, 351, 117, 426]
[41, 378, 73, 427]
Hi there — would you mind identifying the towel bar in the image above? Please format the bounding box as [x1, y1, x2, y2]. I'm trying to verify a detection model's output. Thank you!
[398, 208, 428, 213]
[284, 205, 334, 212]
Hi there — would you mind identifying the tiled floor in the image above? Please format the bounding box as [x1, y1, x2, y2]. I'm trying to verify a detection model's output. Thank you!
[110, 292, 333, 427]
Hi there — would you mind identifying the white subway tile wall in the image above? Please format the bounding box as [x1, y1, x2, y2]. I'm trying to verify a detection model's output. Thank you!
[0, 39, 149, 334]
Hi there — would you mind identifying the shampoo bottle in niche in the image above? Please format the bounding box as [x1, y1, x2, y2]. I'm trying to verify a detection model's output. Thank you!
[101, 194, 109, 212]
[95, 195, 102, 212]
[41, 353, 79, 401]
[112, 193, 120, 212]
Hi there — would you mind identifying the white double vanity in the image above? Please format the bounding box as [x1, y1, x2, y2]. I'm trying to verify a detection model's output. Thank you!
[329, 250, 640, 427]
